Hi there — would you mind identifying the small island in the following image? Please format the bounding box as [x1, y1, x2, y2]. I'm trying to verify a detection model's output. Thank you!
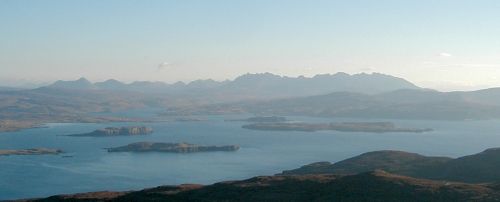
[174, 117, 206, 122]
[107, 142, 240, 153]
[0, 148, 63, 156]
[69, 126, 153, 137]
[242, 122, 432, 133]
[226, 116, 288, 123]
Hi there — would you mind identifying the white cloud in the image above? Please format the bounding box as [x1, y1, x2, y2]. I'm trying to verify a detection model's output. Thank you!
[438, 52, 453, 57]
[157, 62, 172, 71]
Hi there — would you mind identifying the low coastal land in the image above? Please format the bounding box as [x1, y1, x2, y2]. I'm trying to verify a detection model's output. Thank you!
[0, 148, 63, 156]
[0, 120, 46, 132]
[107, 142, 240, 153]
[243, 122, 432, 133]
[68, 126, 153, 137]
[0, 117, 149, 133]
[225, 116, 288, 122]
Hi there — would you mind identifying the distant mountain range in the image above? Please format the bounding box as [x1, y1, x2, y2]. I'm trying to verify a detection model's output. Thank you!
[46, 72, 420, 98]
[36, 72, 500, 121]
[5, 71, 500, 133]
[171, 87, 500, 120]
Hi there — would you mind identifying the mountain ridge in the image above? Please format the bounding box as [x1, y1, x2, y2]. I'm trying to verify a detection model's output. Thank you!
[44, 72, 420, 96]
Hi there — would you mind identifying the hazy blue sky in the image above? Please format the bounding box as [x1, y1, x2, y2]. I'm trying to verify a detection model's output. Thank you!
[1, 0, 500, 90]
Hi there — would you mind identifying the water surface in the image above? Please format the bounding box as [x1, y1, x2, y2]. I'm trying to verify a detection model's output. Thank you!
[1, 115, 499, 200]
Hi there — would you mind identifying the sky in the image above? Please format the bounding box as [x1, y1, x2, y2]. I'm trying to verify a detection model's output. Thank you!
[1, 0, 500, 91]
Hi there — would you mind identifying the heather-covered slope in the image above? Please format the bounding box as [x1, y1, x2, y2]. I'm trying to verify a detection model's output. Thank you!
[29, 171, 500, 202]
[280, 150, 452, 176]
[281, 148, 500, 183]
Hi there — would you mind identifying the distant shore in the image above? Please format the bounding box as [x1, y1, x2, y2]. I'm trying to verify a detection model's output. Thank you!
[243, 122, 433, 133]
[0, 116, 157, 133]
[68, 126, 153, 137]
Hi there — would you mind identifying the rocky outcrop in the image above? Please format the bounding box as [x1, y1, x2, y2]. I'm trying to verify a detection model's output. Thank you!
[70, 126, 153, 137]
[107, 142, 240, 153]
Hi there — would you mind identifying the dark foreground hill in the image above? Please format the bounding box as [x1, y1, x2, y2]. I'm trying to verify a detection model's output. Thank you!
[281, 148, 500, 183]
[24, 171, 500, 202]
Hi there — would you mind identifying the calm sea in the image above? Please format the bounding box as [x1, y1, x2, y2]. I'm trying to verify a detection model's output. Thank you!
[1, 115, 500, 200]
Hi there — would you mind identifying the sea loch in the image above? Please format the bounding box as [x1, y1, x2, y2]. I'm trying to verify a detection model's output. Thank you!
[1, 115, 499, 200]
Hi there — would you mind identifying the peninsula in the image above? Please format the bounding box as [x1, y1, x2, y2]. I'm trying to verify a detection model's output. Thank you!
[107, 142, 240, 153]
[69, 126, 153, 137]
[242, 122, 432, 133]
